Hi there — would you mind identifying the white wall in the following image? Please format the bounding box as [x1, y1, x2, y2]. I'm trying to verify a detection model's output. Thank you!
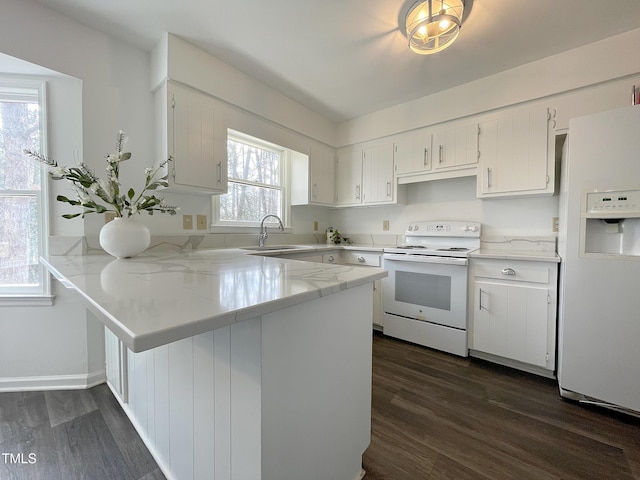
[0, 0, 158, 389]
[0, 0, 340, 389]
[337, 28, 640, 146]
[0, 283, 105, 390]
[329, 176, 559, 238]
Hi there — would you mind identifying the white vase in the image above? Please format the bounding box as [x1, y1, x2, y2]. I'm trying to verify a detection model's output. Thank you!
[99, 217, 151, 258]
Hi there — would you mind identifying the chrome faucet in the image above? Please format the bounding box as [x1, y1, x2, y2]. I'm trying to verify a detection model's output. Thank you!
[258, 214, 284, 247]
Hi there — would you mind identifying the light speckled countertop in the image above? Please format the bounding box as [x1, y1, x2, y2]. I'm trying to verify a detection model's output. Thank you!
[470, 249, 561, 263]
[42, 248, 386, 352]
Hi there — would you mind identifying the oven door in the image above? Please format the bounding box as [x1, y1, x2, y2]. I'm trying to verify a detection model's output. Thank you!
[382, 254, 468, 329]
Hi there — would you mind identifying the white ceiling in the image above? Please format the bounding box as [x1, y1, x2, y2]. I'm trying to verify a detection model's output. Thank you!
[32, 0, 640, 122]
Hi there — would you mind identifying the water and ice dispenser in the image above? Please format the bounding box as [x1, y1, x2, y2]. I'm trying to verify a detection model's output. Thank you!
[582, 188, 640, 257]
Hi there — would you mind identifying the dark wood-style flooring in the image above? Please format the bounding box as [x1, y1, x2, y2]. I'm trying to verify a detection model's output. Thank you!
[364, 332, 640, 480]
[0, 383, 165, 480]
[1, 333, 639, 479]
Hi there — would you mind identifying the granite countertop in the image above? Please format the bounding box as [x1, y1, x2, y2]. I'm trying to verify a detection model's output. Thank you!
[42, 249, 387, 353]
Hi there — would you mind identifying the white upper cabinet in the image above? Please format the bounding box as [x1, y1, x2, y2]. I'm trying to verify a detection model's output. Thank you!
[336, 141, 398, 206]
[477, 105, 554, 198]
[156, 81, 227, 195]
[309, 143, 335, 205]
[291, 142, 335, 206]
[432, 122, 479, 171]
[394, 128, 432, 176]
[335, 147, 363, 206]
[362, 142, 395, 204]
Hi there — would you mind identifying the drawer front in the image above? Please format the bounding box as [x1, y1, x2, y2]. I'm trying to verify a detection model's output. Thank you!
[343, 251, 381, 267]
[473, 260, 550, 284]
[323, 253, 342, 264]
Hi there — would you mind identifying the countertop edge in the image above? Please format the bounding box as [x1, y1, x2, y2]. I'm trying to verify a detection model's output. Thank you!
[469, 250, 561, 263]
[41, 254, 386, 353]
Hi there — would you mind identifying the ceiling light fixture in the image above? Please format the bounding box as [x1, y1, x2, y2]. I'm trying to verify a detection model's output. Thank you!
[405, 0, 464, 55]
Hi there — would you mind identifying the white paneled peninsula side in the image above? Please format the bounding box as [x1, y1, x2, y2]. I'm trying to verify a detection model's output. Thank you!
[41, 250, 386, 480]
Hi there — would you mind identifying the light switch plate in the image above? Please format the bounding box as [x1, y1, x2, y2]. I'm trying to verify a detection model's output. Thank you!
[313, 221, 319, 231]
[197, 215, 208, 230]
[383, 220, 390, 231]
[183, 214, 193, 230]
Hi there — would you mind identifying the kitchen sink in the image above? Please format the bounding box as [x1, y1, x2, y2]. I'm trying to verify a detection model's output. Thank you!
[240, 245, 302, 251]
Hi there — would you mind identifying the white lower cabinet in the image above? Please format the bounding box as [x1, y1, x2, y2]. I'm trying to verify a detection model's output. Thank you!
[281, 248, 384, 328]
[105, 327, 128, 403]
[469, 258, 558, 375]
[109, 287, 372, 480]
[342, 250, 383, 329]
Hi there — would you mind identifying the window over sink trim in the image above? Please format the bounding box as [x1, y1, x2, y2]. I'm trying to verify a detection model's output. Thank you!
[213, 129, 291, 231]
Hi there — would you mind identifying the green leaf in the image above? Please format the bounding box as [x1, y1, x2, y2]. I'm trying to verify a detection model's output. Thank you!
[56, 195, 81, 206]
[128, 188, 135, 199]
[61, 213, 82, 219]
[120, 152, 131, 161]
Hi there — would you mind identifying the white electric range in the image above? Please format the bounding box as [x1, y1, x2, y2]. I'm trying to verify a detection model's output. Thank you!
[382, 220, 481, 356]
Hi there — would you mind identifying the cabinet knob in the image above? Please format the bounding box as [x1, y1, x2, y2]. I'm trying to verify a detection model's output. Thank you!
[328, 256, 335, 262]
[357, 256, 365, 262]
[501, 268, 516, 276]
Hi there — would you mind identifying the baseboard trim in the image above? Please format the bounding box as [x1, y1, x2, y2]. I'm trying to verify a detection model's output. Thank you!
[0, 369, 106, 392]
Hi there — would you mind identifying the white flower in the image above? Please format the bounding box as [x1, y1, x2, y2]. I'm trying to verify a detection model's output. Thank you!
[77, 191, 91, 203]
[106, 153, 122, 163]
[50, 166, 67, 177]
[130, 205, 138, 214]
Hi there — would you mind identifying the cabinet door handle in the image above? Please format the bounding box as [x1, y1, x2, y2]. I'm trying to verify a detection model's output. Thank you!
[355, 184, 361, 200]
[439, 145, 444, 164]
[357, 256, 365, 262]
[423, 147, 429, 167]
[486, 167, 491, 189]
[217, 161, 222, 183]
[501, 268, 516, 276]
[479, 288, 485, 310]
[386, 181, 391, 197]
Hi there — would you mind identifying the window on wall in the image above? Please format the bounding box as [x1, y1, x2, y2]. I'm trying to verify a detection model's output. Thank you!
[216, 130, 289, 228]
[0, 80, 49, 299]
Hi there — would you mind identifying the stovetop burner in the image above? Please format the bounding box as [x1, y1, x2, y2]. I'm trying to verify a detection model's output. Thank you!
[383, 221, 481, 258]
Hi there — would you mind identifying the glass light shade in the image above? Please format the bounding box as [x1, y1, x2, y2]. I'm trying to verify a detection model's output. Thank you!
[406, 0, 464, 55]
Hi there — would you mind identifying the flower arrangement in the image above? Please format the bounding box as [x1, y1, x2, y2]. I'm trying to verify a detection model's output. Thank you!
[24, 130, 178, 219]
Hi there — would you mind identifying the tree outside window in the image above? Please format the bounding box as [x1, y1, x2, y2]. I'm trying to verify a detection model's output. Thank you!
[0, 84, 46, 295]
[219, 132, 285, 226]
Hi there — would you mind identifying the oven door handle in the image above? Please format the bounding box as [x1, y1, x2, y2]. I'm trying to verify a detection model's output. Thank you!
[383, 254, 468, 266]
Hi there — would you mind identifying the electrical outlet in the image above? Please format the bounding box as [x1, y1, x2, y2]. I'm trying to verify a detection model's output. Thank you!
[104, 212, 117, 224]
[197, 214, 208, 230]
[552, 216, 559, 232]
[183, 214, 193, 230]
[313, 221, 319, 231]
[383, 220, 390, 231]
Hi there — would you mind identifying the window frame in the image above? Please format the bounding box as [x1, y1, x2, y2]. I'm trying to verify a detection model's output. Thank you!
[213, 129, 291, 231]
[0, 77, 51, 304]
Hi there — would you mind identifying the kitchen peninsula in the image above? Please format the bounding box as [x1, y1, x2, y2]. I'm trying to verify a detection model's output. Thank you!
[41, 248, 386, 480]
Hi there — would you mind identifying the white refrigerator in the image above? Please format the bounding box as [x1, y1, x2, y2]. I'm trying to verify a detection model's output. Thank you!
[558, 104, 640, 415]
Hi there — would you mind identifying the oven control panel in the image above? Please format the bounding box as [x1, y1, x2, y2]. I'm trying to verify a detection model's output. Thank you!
[406, 221, 481, 237]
